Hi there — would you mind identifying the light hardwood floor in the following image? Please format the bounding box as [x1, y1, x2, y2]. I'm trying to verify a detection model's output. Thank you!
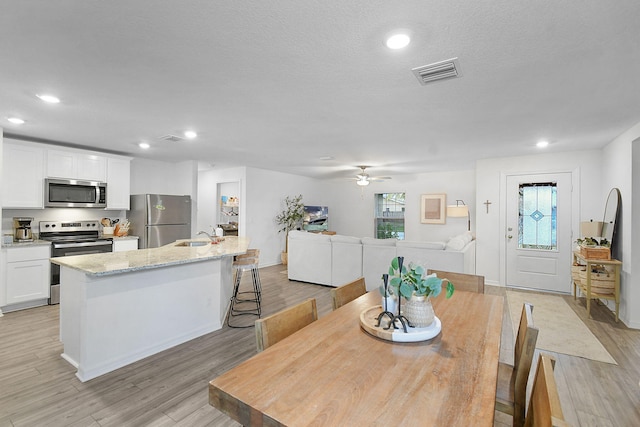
[1, 265, 638, 426]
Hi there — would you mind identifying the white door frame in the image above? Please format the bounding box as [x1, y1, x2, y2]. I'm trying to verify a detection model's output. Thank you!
[498, 168, 581, 287]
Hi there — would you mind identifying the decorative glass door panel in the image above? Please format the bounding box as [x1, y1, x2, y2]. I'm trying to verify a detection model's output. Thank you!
[518, 182, 557, 250]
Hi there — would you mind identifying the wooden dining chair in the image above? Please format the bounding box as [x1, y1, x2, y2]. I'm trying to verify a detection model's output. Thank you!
[255, 298, 318, 352]
[525, 354, 571, 427]
[427, 269, 485, 294]
[330, 277, 366, 310]
[496, 302, 539, 427]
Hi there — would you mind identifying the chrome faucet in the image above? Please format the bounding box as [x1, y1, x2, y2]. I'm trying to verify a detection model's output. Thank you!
[197, 231, 216, 241]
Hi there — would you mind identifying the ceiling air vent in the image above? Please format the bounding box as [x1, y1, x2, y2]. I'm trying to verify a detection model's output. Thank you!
[412, 57, 462, 86]
[158, 134, 184, 142]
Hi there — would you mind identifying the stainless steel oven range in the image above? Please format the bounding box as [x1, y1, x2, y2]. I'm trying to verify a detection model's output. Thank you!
[40, 220, 113, 304]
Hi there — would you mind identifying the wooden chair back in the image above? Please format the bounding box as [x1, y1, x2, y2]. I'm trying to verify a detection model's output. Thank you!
[255, 298, 318, 352]
[496, 302, 539, 427]
[427, 269, 485, 294]
[330, 277, 366, 310]
[525, 354, 571, 427]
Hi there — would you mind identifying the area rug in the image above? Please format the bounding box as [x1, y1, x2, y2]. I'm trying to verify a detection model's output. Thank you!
[506, 290, 617, 365]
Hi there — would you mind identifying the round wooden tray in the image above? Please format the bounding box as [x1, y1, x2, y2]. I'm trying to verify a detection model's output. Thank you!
[359, 305, 441, 342]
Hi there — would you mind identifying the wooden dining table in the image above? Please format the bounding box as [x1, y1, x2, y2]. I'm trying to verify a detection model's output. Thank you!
[209, 290, 504, 426]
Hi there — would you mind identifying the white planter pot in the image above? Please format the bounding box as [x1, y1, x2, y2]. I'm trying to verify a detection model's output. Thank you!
[402, 294, 435, 328]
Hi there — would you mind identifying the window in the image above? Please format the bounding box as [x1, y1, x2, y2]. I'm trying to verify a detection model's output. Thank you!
[518, 182, 557, 250]
[375, 193, 405, 239]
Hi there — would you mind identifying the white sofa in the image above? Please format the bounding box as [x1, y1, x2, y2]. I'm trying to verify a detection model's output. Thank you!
[287, 231, 476, 291]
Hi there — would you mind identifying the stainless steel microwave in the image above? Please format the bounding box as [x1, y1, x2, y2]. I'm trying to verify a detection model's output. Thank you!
[44, 178, 107, 208]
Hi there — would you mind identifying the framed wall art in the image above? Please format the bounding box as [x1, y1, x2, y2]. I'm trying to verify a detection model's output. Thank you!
[420, 194, 446, 224]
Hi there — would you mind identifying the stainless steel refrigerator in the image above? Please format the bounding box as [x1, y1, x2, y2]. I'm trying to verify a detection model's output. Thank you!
[128, 194, 192, 248]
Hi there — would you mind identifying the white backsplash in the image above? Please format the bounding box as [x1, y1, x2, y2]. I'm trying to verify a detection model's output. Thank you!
[2, 208, 127, 237]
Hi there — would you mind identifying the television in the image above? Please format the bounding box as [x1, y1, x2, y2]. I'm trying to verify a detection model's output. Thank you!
[303, 205, 329, 232]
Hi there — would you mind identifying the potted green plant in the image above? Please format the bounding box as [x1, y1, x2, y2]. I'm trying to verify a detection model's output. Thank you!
[275, 194, 305, 265]
[388, 257, 454, 327]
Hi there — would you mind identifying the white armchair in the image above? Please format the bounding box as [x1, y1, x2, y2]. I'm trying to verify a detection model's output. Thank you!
[287, 231, 332, 286]
[330, 235, 363, 286]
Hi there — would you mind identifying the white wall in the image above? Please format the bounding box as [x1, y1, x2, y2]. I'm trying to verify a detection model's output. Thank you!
[632, 137, 640, 329]
[130, 158, 196, 196]
[602, 120, 640, 328]
[196, 166, 326, 267]
[197, 166, 246, 237]
[0, 127, 4, 311]
[475, 150, 603, 287]
[245, 167, 325, 267]
[324, 169, 476, 242]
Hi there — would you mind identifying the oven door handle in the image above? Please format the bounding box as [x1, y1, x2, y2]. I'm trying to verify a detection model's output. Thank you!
[53, 241, 113, 249]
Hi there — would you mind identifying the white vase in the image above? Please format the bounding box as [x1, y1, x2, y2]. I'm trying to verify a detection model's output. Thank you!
[381, 296, 396, 315]
[402, 294, 435, 327]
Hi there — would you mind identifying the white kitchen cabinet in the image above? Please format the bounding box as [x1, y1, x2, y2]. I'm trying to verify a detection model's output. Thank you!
[46, 149, 76, 179]
[3, 245, 51, 308]
[2, 142, 45, 208]
[113, 238, 138, 252]
[78, 154, 107, 181]
[47, 149, 107, 181]
[106, 157, 131, 209]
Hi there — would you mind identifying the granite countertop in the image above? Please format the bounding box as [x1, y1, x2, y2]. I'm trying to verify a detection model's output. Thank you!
[50, 236, 250, 276]
[2, 239, 52, 248]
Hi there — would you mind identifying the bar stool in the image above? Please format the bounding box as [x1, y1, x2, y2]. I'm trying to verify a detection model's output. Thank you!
[227, 249, 262, 328]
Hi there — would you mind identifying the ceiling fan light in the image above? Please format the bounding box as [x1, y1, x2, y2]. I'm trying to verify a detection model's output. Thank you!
[356, 178, 369, 186]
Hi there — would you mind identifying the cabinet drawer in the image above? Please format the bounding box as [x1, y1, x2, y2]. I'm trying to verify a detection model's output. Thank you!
[6, 245, 51, 262]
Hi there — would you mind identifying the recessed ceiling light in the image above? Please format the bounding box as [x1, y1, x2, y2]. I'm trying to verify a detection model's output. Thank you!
[184, 130, 197, 139]
[386, 33, 410, 49]
[319, 156, 334, 161]
[36, 94, 61, 104]
[139, 142, 150, 149]
[536, 140, 549, 148]
[7, 117, 25, 124]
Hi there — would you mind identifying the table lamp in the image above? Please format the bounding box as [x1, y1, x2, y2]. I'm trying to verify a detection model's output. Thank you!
[580, 220, 603, 238]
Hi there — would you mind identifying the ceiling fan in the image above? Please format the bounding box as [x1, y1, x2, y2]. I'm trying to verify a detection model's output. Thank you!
[353, 166, 391, 186]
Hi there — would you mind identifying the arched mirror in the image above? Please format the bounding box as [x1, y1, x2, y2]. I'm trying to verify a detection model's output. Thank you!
[601, 188, 620, 246]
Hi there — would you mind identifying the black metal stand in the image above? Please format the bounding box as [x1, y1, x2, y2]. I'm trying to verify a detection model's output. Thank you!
[376, 268, 413, 334]
[376, 273, 395, 328]
[227, 260, 262, 328]
[375, 259, 413, 333]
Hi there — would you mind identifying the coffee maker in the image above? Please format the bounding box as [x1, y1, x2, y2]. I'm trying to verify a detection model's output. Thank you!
[13, 217, 34, 242]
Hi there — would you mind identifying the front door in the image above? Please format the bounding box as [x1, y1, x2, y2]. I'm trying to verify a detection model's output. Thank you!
[505, 173, 572, 293]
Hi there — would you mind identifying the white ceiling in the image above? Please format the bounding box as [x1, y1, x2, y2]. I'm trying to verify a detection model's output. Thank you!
[1, 1, 639, 180]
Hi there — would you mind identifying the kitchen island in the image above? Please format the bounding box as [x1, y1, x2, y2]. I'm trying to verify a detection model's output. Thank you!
[51, 237, 249, 382]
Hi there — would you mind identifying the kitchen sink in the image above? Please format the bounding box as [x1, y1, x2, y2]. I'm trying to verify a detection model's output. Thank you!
[175, 241, 210, 247]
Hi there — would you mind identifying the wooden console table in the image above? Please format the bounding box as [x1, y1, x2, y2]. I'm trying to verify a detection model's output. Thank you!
[572, 251, 622, 322]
